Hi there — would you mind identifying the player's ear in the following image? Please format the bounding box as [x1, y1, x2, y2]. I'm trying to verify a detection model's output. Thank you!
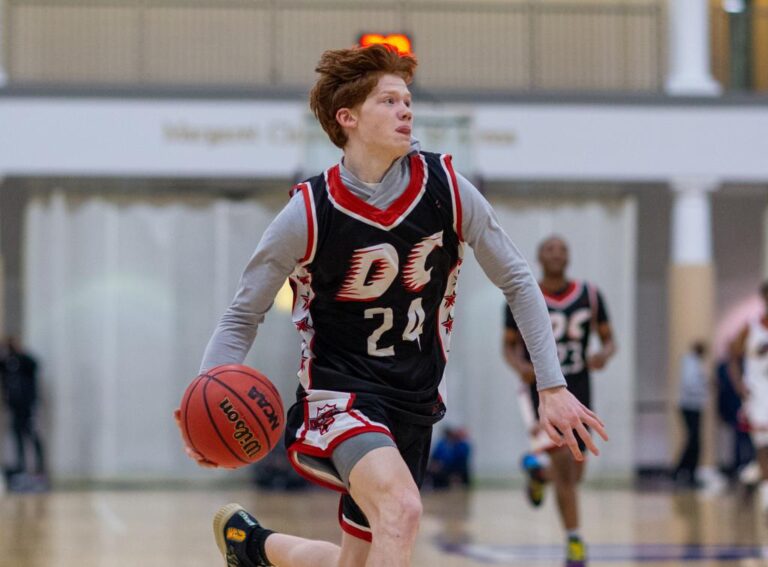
[336, 107, 357, 130]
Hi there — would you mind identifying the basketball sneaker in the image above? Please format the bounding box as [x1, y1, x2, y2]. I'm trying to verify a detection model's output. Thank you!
[565, 535, 587, 567]
[739, 461, 761, 486]
[521, 452, 546, 507]
[213, 503, 274, 567]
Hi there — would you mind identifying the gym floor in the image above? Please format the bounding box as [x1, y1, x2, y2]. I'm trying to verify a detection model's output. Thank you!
[0, 483, 765, 566]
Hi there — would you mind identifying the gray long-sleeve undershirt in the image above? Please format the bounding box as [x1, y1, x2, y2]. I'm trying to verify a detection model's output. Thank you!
[201, 148, 566, 391]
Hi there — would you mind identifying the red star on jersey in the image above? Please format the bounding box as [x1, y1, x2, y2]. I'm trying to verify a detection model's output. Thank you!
[296, 275, 310, 286]
[295, 317, 312, 333]
[301, 293, 311, 310]
[441, 314, 454, 334]
[443, 292, 457, 308]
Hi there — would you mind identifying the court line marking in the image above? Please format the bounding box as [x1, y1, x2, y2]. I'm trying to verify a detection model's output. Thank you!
[91, 498, 128, 535]
[436, 541, 768, 563]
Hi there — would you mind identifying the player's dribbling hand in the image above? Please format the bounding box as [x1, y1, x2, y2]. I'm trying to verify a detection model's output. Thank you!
[537, 386, 608, 461]
[173, 409, 219, 468]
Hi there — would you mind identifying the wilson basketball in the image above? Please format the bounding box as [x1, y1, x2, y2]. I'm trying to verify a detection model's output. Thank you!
[179, 364, 285, 469]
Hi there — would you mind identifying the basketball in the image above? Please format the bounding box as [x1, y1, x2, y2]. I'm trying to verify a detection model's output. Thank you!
[179, 364, 285, 469]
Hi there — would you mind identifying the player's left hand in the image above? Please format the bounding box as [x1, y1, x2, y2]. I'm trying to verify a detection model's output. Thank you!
[587, 352, 608, 370]
[173, 409, 219, 468]
[537, 386, 608, 461]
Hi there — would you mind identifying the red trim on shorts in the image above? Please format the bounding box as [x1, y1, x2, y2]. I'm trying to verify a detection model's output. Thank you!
[326, 154, 424, 228]
[288, 425, 394, 459]
[287, 450, 347, 493]
[339, 500, 373, 542]
[286, 423, 395, 493]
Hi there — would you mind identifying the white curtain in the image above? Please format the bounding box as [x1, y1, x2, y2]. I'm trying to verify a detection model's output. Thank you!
[25, 191, 636, 480]
[24, 192, 299, 480]
[444, 194, 637, 480]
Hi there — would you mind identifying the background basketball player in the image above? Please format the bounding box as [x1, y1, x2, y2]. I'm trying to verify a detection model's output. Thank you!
[729, 280, 768, 512]
[503, 235, 616, 567]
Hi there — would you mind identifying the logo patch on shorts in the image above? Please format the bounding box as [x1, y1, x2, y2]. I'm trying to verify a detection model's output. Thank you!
[309, 404, 339, 435]
[226, 527, 247, 542]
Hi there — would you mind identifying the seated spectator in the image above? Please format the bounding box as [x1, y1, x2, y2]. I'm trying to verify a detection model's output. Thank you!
[428, 427, 472, 489]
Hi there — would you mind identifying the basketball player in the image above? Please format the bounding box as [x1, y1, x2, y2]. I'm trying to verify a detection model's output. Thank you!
[179, 46, 607, 567]
[730, 280, 768, 511]
[503, 235, 616, 567]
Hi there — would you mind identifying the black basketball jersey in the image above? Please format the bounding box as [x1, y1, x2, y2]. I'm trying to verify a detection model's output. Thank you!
[506, 280, 609, 382]
[288, 152, 464, 424]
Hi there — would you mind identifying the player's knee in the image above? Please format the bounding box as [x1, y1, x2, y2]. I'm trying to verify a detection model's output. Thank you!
[369, 483, 422, 534]
[379, 491, 422, 541]
[396, 488, 423, 528]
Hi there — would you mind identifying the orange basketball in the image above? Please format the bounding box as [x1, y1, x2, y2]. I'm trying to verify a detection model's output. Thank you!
[179, 364, 285, 469]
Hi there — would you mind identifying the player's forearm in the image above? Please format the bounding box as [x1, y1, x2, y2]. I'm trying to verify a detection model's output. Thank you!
[597, 338, 617, 360]
[200, 258, 293, 373]
[457, 175, 565, 390]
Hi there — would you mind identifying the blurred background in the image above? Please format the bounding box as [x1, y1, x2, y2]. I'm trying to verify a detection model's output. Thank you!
[0, 0, 766, 489]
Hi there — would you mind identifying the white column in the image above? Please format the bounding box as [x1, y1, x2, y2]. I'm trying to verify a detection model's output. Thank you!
[670, 178, 717, 264]
[666, 0, 722, 96]
[668, 177, 723, 488]
[0, 0, 7, 87]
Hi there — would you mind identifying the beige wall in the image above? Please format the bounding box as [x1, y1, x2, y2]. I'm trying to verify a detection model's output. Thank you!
[7, 0, 664, 92]
[667, 264, 715, 466]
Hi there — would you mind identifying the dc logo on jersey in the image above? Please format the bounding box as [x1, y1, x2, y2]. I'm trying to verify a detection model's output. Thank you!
[336, 244, 399, 301]
[336, 232, 444, 301]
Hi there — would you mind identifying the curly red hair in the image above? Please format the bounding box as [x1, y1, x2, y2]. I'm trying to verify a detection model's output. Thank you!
[309, 44, 417, 149]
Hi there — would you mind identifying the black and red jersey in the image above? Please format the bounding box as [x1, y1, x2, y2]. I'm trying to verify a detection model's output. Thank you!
[506, 280, 609, 382]
[288, 152, 464, 424]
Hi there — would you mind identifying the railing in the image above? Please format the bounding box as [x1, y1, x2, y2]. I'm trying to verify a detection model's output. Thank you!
[4, 0, 664, 93]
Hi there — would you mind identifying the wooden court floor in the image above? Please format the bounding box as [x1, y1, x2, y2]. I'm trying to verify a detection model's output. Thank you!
[0, 484, 766, 567]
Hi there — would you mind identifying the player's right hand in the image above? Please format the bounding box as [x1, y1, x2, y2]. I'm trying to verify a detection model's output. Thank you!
[173, 409, 219, 468]
[538, 386, 608, 461]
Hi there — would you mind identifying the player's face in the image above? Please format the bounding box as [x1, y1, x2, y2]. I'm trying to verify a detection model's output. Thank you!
[538, 238, 569, 277]
[353, 74, 413, 158]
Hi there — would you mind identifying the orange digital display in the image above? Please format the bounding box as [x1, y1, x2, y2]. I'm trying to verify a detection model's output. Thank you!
[359, 33, 413, 56]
